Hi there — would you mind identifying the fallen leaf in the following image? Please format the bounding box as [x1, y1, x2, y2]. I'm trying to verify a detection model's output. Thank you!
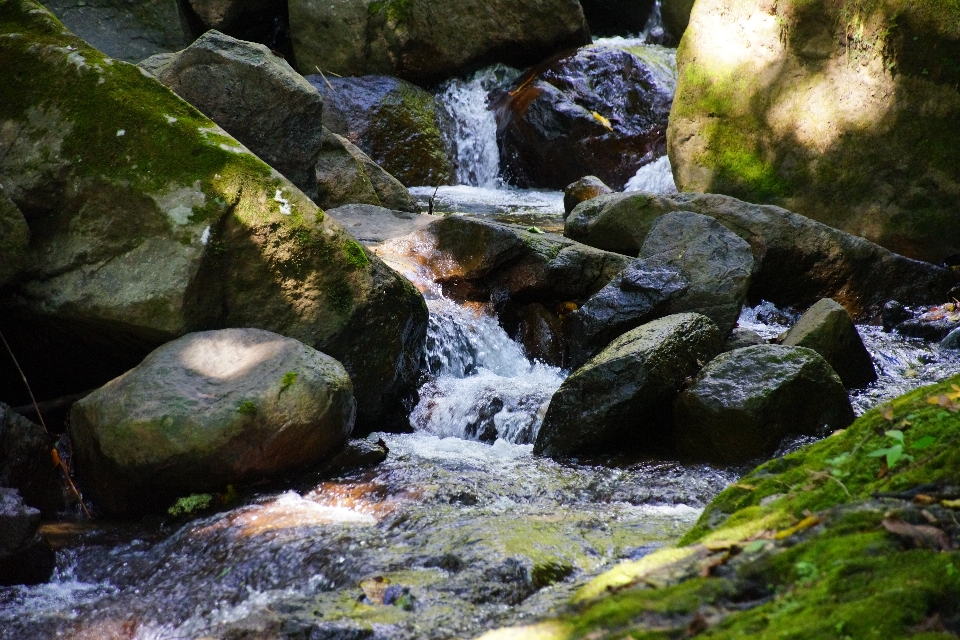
[880, 405, 894, 421]
[591, 111, 614, 132]
[360, 576, 390, 605]
[882, 517, 952, 551]
[941, 499, 960, 509]
[913, 494, 937, 505]
[731, 483, 756, 491]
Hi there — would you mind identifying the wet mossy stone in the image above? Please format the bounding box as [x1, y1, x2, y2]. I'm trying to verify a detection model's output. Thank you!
[568, 211, 752, 368]
[0, 0, 427, 432]
[315, 128, 418, 213]
[0, 188, 28, 286]
[69, 329, 356, 517]
[781, 297, 878, 389]
[309, 75, 453, 188]
[142, 30, 326, 201]
[565, 191, 955, 316]
[668, 0, 960, 263]
[674, 344, 855, 464]
[289, 0, 590, 85]
[535, 313, 722, 458]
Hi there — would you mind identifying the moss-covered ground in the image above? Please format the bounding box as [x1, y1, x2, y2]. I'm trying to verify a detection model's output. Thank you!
[481, 373, 960, 639]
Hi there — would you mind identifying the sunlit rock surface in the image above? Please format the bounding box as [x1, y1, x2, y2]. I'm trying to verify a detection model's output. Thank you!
[668, 0, 960, 262]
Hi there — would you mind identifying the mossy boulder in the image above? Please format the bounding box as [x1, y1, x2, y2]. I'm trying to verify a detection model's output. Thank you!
[479, 374, 960, 640]
[43, 0, 188, 62]
[674, 344, 855, 464]
[70, 328, 355, 516]
[309, 74, 453, 188]
[0, 188, 28, 286]
[781, 297, 877, 389]
[141, 30, 325, 201]
[565, 191, 956, 316]
[315, 129, 418, 212]
[289, 0, 590, 85]
[568, 211, 753, 367]
[668, 0, 960, 263]
[0, 0, 427, 431]
[535, 313, 722, 457]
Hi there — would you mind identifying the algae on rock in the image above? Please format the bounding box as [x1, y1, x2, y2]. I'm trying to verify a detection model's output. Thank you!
[0, 0, 426, 430]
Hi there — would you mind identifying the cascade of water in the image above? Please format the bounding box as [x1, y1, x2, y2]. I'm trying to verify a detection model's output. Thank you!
[624, 155, 678, 193]
[436, 65, 520, 187]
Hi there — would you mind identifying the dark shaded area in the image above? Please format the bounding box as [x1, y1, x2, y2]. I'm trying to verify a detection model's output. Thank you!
[580, 0, 655, 37]
[174, 0, 293, 63]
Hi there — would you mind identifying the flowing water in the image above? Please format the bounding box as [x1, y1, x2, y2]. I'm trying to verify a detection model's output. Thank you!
[5, 16, 960, 639]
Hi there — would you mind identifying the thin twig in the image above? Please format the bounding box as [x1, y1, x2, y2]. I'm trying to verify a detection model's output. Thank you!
[314, 66, 335, 92]
[0, 330, 91, 518]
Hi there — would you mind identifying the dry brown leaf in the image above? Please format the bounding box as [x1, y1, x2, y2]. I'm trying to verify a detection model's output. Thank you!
[881, 517, 952, 551]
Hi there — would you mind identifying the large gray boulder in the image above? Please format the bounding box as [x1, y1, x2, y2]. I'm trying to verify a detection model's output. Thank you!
[310, 75, 454, 188]
[423, 215, 630, 304]
[0, 403, 62, 517]
[70, 329, 355, 516]
[674, 344, 855, 464]
[568, 212, 752, 367]
[565, 192, 955, 316]
[43, 0, 188, 62]
[0, 189, 28, 286]
[535, 313, 722, 457]
[315, 129, 418, 212]
[0, 488, 54, 586]
[142, 30, 324, 200]
[289, 0, 591, 85]
[781, 298, 877, 389]
[0, 2, 427, 433]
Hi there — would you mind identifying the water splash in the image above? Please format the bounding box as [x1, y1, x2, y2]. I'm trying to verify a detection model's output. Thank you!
[624, 155, 678, 193]
[436, 65, 520, 187]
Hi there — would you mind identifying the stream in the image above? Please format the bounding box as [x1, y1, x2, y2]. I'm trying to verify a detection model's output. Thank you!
[4, 22, 960, 640]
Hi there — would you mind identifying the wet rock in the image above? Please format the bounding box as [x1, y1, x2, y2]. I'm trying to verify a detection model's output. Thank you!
[781, 298, 877, 389]
[674, 344, 854, 464]
[509, 303, 567, 367]
[43, 0, 188, 63]
[535, 313, 722, 457]
[70, 329, 355, 516]
[580, 0, 655, 37]
[565, 192, 956, 316]
[563, 176, 612, 218]
[310, 75, 454, 188]
[660, 0, 694, 42]
[0, 488, 54, 586]
[326, 204, 437, 245]
[493, 43, 675, 190]
[0, 188, 28, 286]
[141, 30, 324, 201]
[316, 131, 419, 213]
[668, 0, 960, 264]
[289, 0, 590, 85]
[882, 300, 913, 332]
[183, 0, 287, 47]
[424, 215, 630, 305]
[896, 318, 960, 342]
[0, 403, 62, 517]
[721, 327, 765, 353]
[568, 212, 752, 367]
[941, 327, 960, 350]
[0, 3, 427, 433]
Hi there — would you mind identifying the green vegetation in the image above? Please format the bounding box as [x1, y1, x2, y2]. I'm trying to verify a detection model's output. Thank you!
[483, 374, 960, 639]
[167, 493, 213, 517]
[236, 400, 257, 415]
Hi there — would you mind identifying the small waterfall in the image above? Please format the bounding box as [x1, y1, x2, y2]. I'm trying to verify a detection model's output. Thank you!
[624, 155, 678, 193]
[437, 65, 520, 187]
